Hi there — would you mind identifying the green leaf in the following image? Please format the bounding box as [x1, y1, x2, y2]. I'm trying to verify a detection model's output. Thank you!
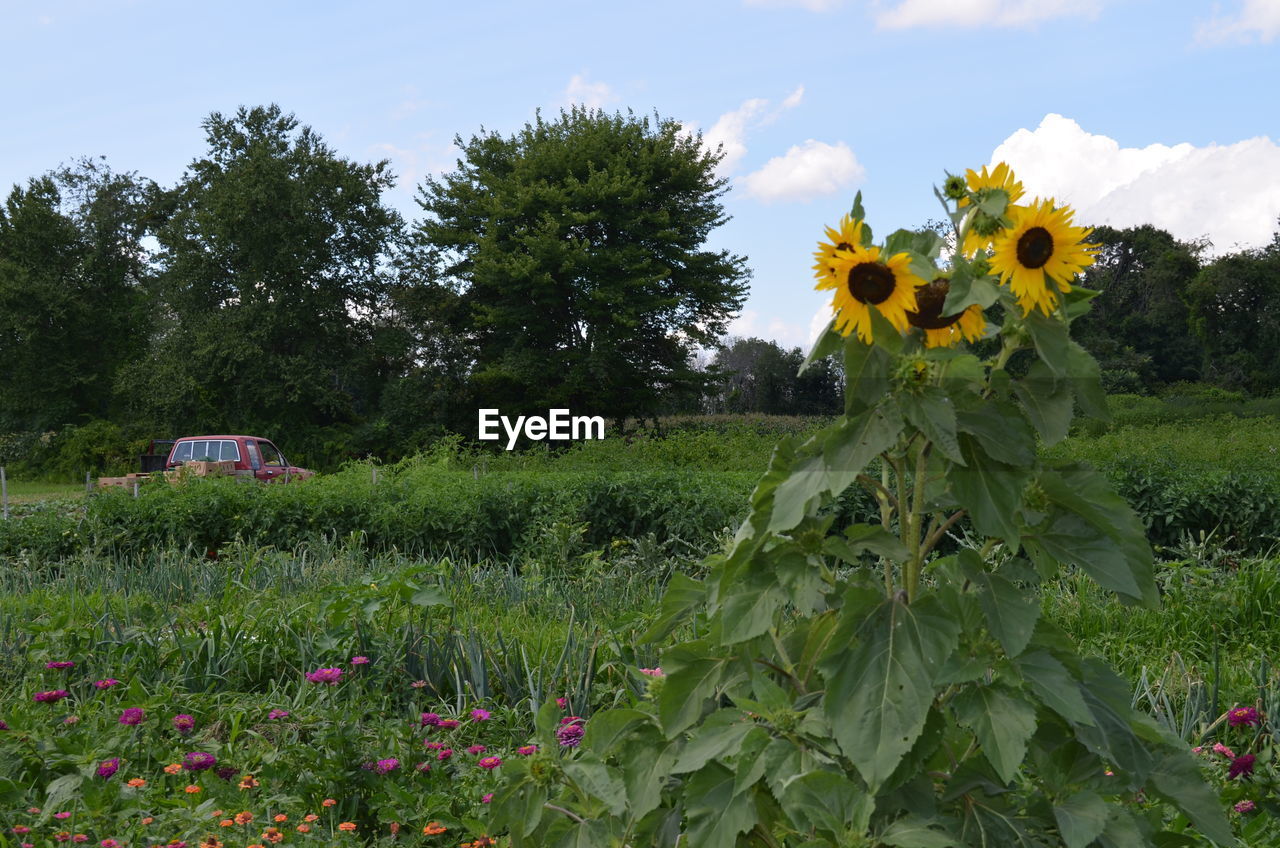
[843, 338, 892, 416]
[1053, 791, 1110, 848]
[583, 708, 652, 756]
[1067, 341, 1109, 421]
[850, 191, 867, 229]
[869, 303, 905, 353]
[904, 249, 939, 283]
[976, 188, 1009, 217]
[1016, 651, 1094, 726]
[949, 434, 1028, 544]
[656, 641, 727, 736]
[561, 757, 627, 816]
[671, 711, 756, 774]
[684, 762, 757, 848]
[952, 684, 1038, 784]
[1023, 308, 1072, 377]
[801, 317, 842, 375]
[552, 820, 614, 848]
[955, 401, 1036, 466]
[1147, 751, 1235, 846]
[782, 769, 873, 838]
[971, 570, 1040, 657]
[1097, 808, 1151, 848]
[1029, 513, 1147, 606]
[880, 816, 959, 847]
[493, 780, 548, 838]
[641, 573, 705, 643]
[943, 263, 1002, 314]
[1013, 360, 1073, 445]
[884, 228, 916, 256]
[902, 386, 964, 465]
[824, 523, 910, 564]
[720, 582, 785, 644]
[409, 586, 452, 608]
[618, 738, 675, 820]
[824, 595, 960, 790]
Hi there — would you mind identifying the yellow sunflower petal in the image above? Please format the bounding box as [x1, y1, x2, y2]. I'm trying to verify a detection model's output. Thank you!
[988, 198, 1097, 316]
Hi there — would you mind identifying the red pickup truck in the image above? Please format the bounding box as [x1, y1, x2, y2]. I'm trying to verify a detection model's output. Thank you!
[165, 435, 312, 483]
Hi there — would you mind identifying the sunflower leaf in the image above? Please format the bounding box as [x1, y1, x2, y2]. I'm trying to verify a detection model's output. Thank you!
[943, 263, 1001, 314]
[801, 317, 843, 374]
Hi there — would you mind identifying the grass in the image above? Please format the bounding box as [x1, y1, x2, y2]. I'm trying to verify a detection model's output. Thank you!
[0, 478, 85, 504]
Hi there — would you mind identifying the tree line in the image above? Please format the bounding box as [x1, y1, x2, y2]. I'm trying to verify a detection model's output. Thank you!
[2, 103, 1278, 470]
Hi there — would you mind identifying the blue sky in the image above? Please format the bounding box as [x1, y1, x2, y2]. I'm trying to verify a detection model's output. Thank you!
[3, 0, 1278, 348]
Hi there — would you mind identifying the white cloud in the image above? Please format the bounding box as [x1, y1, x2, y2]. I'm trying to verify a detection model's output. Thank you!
[689, 86, 805, 177]
[1196, 0, 1280, 44]
[561, 74, 619, 110]
[739, 140, 864, 203]
[368, 139, 460, 194]
[990, 113, 1280, 253]
[727, 307, 821, 349]
[874, 0, 1101, 29]
[743, 0, 844, 10]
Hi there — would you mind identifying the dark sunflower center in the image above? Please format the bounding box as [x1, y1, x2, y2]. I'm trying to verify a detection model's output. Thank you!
[1016, 226, 1054, 269]
[835, 241, 853, 252]
[907, 279, 963, 330]
[846, 262, 896, 305]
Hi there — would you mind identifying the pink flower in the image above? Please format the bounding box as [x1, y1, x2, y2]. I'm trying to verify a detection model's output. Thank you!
[1229, 754, 1256, 780]
[1227, 707, 1261, 728]
[556, 722, 585, 748]
[93, 679, 120, 689]
[1213, 742, 1237, 758]
[438, 719, 459, 729]
[118, 707, 144, 725]
[172, 714, 195, 734]
[101, 840, 121, 848]
[350, 656, 369, 665]
[424, 741, 443, 750]
[374, 758, 399, 774]
[12, 827, 31, 835]
[73, 836, 89, 844]
[54, 813, 72, 820]
[639, 667, 664, 678]
[470, 708, 491, 722]
[517, 745, 538, 756]
[410, 680, 427, 689]
[420, 712, 441, 727]
[305, 667, 344, 685]
[415, 761, 431, 773]
[63, 716, 80, 725]
[34, 690, 70, 704]
[555, 697, 567, 709]
[267, 709, 290, 719]
[436, 748, 453, 761]
[1235, 800, 1256, 813]
[478, 756, 502, 770]
[481, 793, 493, 804]
[46, 661, 76, 670]
[54, 833, 71, 843]
[97, 757, 120, 779]
[467, 745, 487, 755]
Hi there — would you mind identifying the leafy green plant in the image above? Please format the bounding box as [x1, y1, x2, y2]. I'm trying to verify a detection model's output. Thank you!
[489, 177, 1236, 846]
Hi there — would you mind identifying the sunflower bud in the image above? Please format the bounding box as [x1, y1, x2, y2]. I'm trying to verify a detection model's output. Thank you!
[943, 174, 967, 200]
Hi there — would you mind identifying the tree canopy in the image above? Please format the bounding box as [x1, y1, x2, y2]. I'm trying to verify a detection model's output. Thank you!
[410, 107, 750, 426]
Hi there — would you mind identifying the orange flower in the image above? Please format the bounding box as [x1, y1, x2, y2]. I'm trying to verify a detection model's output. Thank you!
[127, 778, 146, 788]
[337, 822, 356, 832]
[141, 818, 154, 826]
[321, 799, 336, 808]
[303, 815, 318, 823]
[185, 785, 202, 794]
[422, 822, 447, 835]
[261, 827, 283, 844]
[234, 812, 254, 826]
[164, 764, 182, 775]
[273, 815, 287, 823]
[238, 775, 259, 790]
[200, 838, 222, 848]
[247, 844, 264, 848]
[219, 820, 234, 828]
[295, 825, 311, 834]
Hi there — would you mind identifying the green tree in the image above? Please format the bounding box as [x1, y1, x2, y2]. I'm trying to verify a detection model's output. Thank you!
[121, 105, 403, 448]
[0, 159, 153, 431]
[1186, 226, 1280, 394]
[1074, 224, 1204, 392]
[409, 107, 750, 428]
[710, 336, 842, 415]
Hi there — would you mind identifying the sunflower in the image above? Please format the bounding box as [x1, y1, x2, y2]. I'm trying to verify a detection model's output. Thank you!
[815, 243, 926, 344]
[811, 214, 866, 284]
[988, 198, 1097, 315]
[958, 162, 1025, 256]
[906, 278, 986, 348]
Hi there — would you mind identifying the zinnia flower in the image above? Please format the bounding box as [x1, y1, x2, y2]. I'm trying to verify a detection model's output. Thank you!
[97, 757, 120, 779]
[466, 745, 486, 755]
[304, 667, 343, 685]
[470, 708, 490, 721]
[295, 825, 311, 834]
[481, 794, 493, 804]
[1213, 742, 1237, 758]
[266, 709, 289, 719]
[478, 756, 502, 770]
[639, 668, 664, 678]
[183, 752, 217, 771]
[172, 714, 195, 734]
[164, 763, 182, 774]
[35, 690, 70, 703]
[410, 680, 427, 689]
[438, 719, 459, 729]
[127, 778, 146, 788]
[555, 697, 567, 708]
[423, 822, 447, 835]
[46, 661, 76, 669]
[1235, 800, 1256, 813]
[517, 745, 538, 755]
[0, 719, 8, 730]
[54, 812, 72, 820]
[321, 799, 336, 808]
[234, 812, 254, 825]
[1229, 754, 1256, 780]
[185, 785, 202, 794]
[215, 766, 237, 781]
[238, 775, 259, 789]
[94, 679, 120, 689]
[420, 712, 441, 726]
[73, 836, 88, 843]
[1228, 707, 1261, 728]
[12, 826, 31, 834]
[101, 840, 121, 848]
[54, 832, 71, 843]
[63, 716, 79, 725]
[119, 707, 144, 725]
[349, 656, 369, 665]
[337, 822, 356, 832]
[374, 758, 399, 774]
[556, 717, 585, 748]
[436, 748, 453, 761]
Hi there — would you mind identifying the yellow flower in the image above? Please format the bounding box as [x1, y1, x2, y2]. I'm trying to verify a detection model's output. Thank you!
[988, 198, 1097, 315]
[906, 278, 987, 348]
[811, 214, 866, 285]
[959, 162, 1025, 256]
[815, 242, 926, 344]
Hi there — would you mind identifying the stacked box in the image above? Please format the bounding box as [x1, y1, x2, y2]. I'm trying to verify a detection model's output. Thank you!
[185, 460, 236, 477]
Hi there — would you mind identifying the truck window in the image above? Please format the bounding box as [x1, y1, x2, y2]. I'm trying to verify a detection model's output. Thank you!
[258, 441, 285, 467]
[246, 441, 262, 471]
[173, 441, 193, 463]
[219, 440, 241, 462]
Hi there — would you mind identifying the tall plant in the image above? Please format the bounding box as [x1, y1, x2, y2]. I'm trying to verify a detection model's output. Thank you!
[487, 166, 1235, 847]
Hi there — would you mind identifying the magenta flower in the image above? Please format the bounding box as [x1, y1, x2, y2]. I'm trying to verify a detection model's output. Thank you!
[438, 719, 459, 729]
[172, 714, 195, 734]
[350, 656, 369, 665]
[481, 793, 493, 804]
[436, 748, 453, 761]
[0, 719, 8, 731]
[12, 827, 31, 835]
[54, 813, 71, 820]
[34, 690, 70, 704]
[470, 708, 491, 721]
[1228, 707, 1261, 728]
[478, 756, 502, 770]
[424, 741, 444, 750]
[72, 836, 88, 844]
[101, 840, 121, 848]
[182, 751, 216, 771]
[466, 745, 487, 755]
[215, 766, 237, 781]
[93, 679, 120, 690]
[555, 697, 567, 709]
[639, 667, 664, 678]
[410, 680, 427, 689]
[1228, 754, 1256, 780]
[267, 709, 290, 719]
[54, 834, 71, 843]
[1213, 742, 1236, 758]
[305, 667, 344, 685]
[46, 661, 76, 670]
[420, 712, 441, 727]
[556, 717, 586, 748]
[415, 761, 431, 773]
[96, 757, 120, 779]
[517, 745, 538, 755]
[118, 708, 144, 725]
[63, 716, 79, 725]
[1235, 799, 1256, 813]
[374, 758, 400, 774]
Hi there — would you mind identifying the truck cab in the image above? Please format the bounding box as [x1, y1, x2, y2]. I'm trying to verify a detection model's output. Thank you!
[166, 435, 311, 482]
